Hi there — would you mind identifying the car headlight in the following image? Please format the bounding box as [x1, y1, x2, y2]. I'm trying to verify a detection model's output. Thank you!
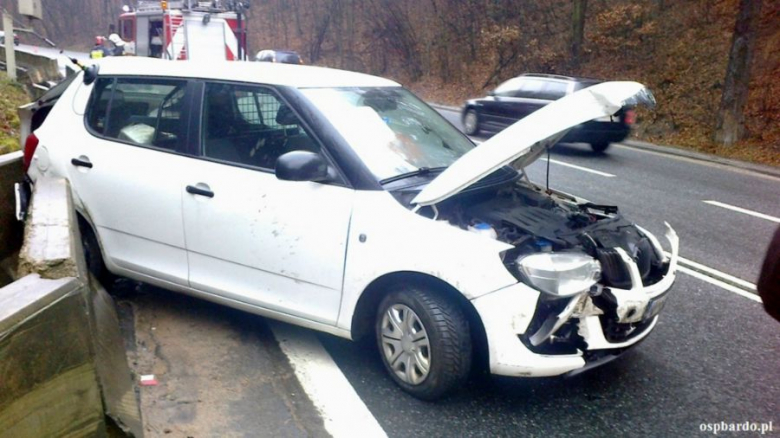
[517, 252, 601, 297]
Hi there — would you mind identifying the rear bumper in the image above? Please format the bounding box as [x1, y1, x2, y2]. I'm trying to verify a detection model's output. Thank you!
[472, 223, 679, 377]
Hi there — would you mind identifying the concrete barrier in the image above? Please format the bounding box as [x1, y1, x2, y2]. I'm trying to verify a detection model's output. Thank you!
[0, 177, 143, 437]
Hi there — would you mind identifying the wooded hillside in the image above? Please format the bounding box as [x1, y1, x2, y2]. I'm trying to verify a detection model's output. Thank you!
[2, 0, 777, 163]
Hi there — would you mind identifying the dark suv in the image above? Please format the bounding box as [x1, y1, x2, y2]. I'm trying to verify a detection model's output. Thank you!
[462, 74, 637, 152]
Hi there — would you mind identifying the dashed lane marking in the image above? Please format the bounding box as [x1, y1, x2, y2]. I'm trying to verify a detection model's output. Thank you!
[470, 138, 616, 178]
[539, 157, 617, 178]
[703, 200, 780, 224]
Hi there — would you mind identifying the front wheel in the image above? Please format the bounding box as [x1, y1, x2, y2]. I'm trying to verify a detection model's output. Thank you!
[376, 285, 471, 400]
[590, 142, 611, 153]
[463, 109, 481, 136]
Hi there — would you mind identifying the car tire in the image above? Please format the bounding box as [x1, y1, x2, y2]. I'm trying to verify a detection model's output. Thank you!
[463, 109, 481, 136]
[590, 142, 611, 153]
[78, 216, 112, 284]
[375, 284, 471, 400]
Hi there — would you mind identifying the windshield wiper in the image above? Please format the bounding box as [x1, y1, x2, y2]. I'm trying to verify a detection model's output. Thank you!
[379, 166, 448, 185]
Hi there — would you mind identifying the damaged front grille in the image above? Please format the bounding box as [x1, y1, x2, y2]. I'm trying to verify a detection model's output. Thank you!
[596, 248, 631, 289]
[598, 314, 655, 343]
[596, 237, 663, 289]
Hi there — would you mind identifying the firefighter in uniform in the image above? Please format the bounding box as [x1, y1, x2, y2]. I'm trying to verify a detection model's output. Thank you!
[90, 36, 110, 59]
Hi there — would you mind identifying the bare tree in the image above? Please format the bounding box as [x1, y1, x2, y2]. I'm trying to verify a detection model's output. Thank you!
[570, 0, 587, 69]
[714, 0, 762, 146]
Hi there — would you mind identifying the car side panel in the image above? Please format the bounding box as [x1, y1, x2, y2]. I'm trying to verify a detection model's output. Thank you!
[181, 160, 354, 325]
[32, 76, 191, 286]
[337, 190, 519, 333]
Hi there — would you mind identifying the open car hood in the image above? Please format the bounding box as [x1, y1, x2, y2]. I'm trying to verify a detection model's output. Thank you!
[412, 81, 655, 206]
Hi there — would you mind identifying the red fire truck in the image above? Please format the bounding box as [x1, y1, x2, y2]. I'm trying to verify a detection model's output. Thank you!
[116, 0, 248, 61]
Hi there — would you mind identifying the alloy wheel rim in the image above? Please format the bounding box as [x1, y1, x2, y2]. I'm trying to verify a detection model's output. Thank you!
[465, 112, 477, 132]
[380, 304, 431, 385]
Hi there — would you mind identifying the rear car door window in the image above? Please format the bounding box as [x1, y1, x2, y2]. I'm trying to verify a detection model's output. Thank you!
[86, 77, 188, 151]
[515, 79, 546, 99]
[537, 81, 569, 100]
[202, 82, 320, 169]
[494, 78, 523, 97]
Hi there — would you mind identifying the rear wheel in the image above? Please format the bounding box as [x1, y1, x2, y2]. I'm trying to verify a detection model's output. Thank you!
[590, 142, 611, 153]
[376, 285, 471, 400]
[78, 216, 112, 284]
[463, 109, 480, 136]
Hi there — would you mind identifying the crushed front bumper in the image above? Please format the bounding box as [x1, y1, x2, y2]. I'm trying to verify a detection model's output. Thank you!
[473, 223, 679, 377]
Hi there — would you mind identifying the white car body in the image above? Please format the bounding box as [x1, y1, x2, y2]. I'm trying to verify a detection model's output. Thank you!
[23, 58, 677, 397]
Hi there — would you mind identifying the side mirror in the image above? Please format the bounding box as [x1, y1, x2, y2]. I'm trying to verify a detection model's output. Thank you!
[488, 90, 496, 97]
[275, 151, 330, 182]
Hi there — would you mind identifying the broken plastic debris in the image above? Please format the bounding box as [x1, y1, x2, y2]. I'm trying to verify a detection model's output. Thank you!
[139, 374, 158, 386]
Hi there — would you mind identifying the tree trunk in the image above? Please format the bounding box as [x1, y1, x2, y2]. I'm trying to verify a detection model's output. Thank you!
[570, 0, 587, 69]
[714, 0, 762, 146]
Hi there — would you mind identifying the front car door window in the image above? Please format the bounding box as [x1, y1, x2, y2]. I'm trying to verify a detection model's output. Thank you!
[202, 83, 320, 169]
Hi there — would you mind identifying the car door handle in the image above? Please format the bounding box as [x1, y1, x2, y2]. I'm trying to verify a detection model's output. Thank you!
[186, 185, 214, 198]
[71, 158, 93, 168]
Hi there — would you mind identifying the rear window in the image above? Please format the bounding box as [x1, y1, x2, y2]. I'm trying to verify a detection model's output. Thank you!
[38, 73, 78, 106]
[86, 77, 188, 151]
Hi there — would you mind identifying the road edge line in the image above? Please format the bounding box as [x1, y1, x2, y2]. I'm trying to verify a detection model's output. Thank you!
[269, 321, 387, 438]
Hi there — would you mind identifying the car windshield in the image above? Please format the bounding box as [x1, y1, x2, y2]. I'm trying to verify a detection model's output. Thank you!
[300, 87, 475, 181]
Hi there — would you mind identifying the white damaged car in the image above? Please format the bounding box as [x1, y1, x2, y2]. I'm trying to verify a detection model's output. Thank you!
[20, 58, 677, 400]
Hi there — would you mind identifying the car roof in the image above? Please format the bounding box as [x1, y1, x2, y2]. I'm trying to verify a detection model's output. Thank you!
[519, 73, 602, 85]
[95, 57, 399, 88]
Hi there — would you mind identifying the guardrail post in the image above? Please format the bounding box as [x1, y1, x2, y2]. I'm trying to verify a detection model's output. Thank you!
[2, 11, 15, 80]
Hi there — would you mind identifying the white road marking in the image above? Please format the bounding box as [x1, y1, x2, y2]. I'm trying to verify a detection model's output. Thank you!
[665, 252, 760, 301]
[675, 254, 756, 291]
[269, 322, 387, 438]
[677, 266, 762, 303]
[702, 200, 780, 223]
[471, 138, 616, 178]
[538, 157, 616, 178]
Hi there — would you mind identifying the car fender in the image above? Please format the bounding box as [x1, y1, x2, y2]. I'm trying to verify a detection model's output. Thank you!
[337, 190, 518, 332]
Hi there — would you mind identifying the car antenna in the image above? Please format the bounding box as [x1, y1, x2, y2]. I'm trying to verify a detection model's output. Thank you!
[69, 57, 100, 85]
